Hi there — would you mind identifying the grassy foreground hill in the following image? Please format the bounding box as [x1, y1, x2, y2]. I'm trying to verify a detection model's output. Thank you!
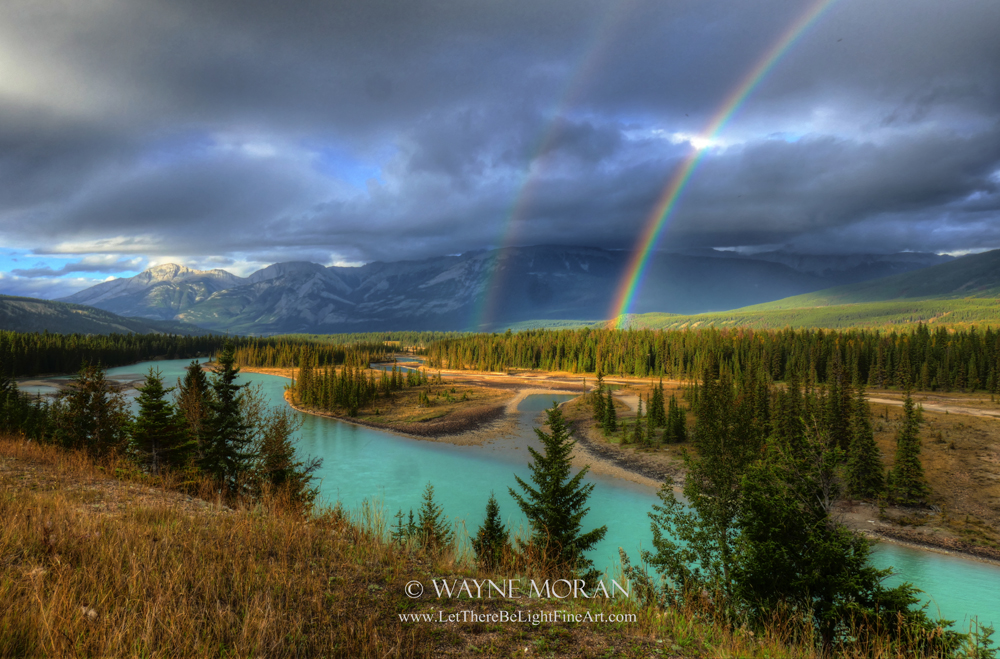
[1, 435, 851, 659]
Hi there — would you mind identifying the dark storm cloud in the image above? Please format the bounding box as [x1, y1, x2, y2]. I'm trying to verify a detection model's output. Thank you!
[0, 0, 998, 296]
[11, 257, 144, 278]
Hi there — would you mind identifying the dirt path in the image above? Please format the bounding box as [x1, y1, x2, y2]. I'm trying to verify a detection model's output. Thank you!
[869, 396, 1000, 419]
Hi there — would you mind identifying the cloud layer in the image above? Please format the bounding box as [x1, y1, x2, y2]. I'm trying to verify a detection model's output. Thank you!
[0, 0, 998, 296]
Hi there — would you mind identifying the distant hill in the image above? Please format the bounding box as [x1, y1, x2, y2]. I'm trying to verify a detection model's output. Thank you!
[676, 248, 952, 282]
[0, 295, 211, 335]
[57, 245, 950, 334]
[745, 249, 1000, 310]
[618, 299, 1000, 332]
[617, 249, 1000, 331]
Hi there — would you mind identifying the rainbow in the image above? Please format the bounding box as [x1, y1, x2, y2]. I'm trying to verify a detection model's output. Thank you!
[609, 0, 837, 328]
[469, 0, 637, 331]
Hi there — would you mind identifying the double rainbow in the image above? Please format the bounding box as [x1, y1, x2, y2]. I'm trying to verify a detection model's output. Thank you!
[609, 0, 837, 327]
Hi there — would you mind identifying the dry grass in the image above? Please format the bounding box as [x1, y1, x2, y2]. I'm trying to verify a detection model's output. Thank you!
[1, 436, 986, 658]
[860, 391, 1000, 555]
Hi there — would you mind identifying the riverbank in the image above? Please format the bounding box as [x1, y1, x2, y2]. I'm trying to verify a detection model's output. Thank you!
[0, 435, 685, 659]
[238, 364, 1000, 566]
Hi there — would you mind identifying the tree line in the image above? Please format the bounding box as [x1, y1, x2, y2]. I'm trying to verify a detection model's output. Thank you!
[426, 324, 1000, 392]
[0, 330, 397, 379]
[0, 345, 321, 507]
[274, 331, 467, 351]
[292, 349, 437, 417]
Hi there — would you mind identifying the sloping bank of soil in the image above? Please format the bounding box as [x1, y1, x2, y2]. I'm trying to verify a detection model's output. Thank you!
[284, 392, 510, 445]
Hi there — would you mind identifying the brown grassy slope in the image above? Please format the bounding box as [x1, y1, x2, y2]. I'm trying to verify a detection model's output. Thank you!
[0, 437, 692, 658]
[864, 392, 1000, 555]
[1, 437, 978, 658]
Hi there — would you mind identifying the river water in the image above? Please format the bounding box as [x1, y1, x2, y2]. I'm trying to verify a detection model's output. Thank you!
[41, 358, 1000, 628]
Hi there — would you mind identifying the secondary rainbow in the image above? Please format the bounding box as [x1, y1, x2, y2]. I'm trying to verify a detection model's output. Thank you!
[469, 0, 637, 331]
[609, 0, 837, 327]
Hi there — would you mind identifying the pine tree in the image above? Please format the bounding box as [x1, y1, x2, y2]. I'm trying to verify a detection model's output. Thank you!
[392, 509, 409, 544]
[133, 368, 192, 473]
[55, 362, 130, 458]
[603, 391, 617, 434]
[633, 397, 645, 444]
[890, 390, 930, 506]
[662, 394, 687, 444]
[417, 482, 453, 551]
[846, 385, 884, 500]
[176, 360, 212, 457]
[201, 344, 253, 492]
[592, 381, 606, 426]
[252, 406, 321, 509]
[509, 404, 607, 579]
[649, 380, 667, 428]
[472, 492, 510, 570]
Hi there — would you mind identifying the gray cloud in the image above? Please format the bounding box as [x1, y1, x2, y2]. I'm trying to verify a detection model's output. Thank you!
[0, 0, 997, 296]
[12, 257, 145, 278]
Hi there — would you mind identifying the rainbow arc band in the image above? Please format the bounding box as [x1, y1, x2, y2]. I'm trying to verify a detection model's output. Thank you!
[469, 1, 637, 331]
[609, 0, 837, 328]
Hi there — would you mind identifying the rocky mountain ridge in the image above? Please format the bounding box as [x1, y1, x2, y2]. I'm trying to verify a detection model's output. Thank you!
[58, 245, 953, 334]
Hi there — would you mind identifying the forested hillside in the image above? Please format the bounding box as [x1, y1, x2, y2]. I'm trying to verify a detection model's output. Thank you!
[427, 325, 1000, 392]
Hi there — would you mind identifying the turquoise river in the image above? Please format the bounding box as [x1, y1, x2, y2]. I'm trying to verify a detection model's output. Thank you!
[38, 358, 1000, 629]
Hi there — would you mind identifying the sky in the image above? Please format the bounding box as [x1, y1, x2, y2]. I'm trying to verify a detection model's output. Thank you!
[0, 0, 998, 298]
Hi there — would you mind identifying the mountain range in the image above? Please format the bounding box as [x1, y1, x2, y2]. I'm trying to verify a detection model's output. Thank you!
[55, 245, 952, 334]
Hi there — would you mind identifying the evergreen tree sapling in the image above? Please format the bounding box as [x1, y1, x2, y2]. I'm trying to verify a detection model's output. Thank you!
[417, 482, 453, 551]
[890, 390, 930, 506]
[252, 405, 321, 509]
[472, 492, 510, 570]
[509, 403, 607, 580]
[603, 391, 617, 434]
[632, 397, 645, 444]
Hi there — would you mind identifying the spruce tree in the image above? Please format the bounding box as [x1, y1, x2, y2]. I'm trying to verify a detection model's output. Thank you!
[603, 391, 617, 434]
[592, 382, 606, 426]
[737, 422, 935, 650]
[201, 344, 253, 492]
[417, 482, 453, 551]
[649, 380, 667, 428]
[133, 368, 193, 473]
[55, 362, 130, 458]
[662, 394, 687, 444]
[633, 397, 645, 444]
[472, 492, 510, 569]
[846, 385, 884, 500]
[252, 406, 321, 509]
[392, 509, 409, 544]
[890, 390, 930, 506]
[176, 360, 212, 457]
[509, 404, 607, 579]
